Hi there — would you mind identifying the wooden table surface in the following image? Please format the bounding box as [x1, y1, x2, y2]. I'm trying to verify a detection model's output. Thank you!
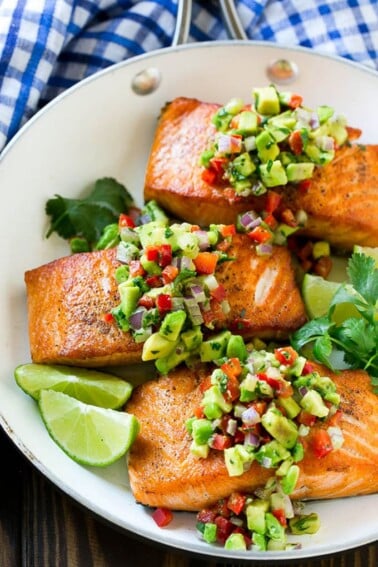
[1, 426, 376, 567]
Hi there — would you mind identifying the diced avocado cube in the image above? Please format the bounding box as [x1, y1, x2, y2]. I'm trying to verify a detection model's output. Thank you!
[312, 241, 330, 259]
[203, 522, 217, 543]
[239, 373, 258, 402]
[224, 97, 244, 115]
[181, 326, 203, 351]
[252, 532, 267, 551]
[200, 331, 231, 362]
[232, 152, 256, 176]
[237, 110, 259, 135]
[328, 117, 348, 146]
[246, 500, 269, 534]
[275, 457, 294, 477]
[256, 440, 291, 467]
[226, 334, 248, 361]
[261, 406, 298, 449]
[276, 396, 301, 419]
[202, 384, 232, 416]
[259, 160, 288, 187]
[253, 86, 280, 115]
[286, 162, 315, 182]
[154, 345, 190, 374]
[224, 444, 254, 477]
[289, 512, 320, 535]
[265, 512, 286, 541]
[305, 143, 334, 165]
[136, 221, 167, 249]
[270, 491, 286, 512]
[267, 126, 291, 143]
[224, 533, 247, 551]
[191, 418, 214, 445]
[268, 110, 296, 129]
[140, 254, 162, 275]
[280, 464, 300, 494]
[190, 439, 210, 458]
[159, 310, 187, 342]
[267, 538, 287, 551]
[141, 332, 177, 361]
[291, 441, 304, 463]
[300, 389, 329, 418]
[176, 231, 199, 258]
[256, 130, 280, 162]
[119, 283, 141, 318]
[317, 105, 334, 124]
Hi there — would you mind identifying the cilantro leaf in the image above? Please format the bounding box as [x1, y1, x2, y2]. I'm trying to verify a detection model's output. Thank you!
[313, 334, 334, 368]
[45, 178, 134, 248]
[347, 253, 378, 305]
[291, 317, 333, 351]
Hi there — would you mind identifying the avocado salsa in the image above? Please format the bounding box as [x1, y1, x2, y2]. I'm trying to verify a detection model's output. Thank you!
[200, 85, 349, 196]
[187, 347, 343, 551]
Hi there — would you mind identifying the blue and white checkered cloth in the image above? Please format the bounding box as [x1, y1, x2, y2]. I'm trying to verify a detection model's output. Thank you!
[0, 0, 377, 151]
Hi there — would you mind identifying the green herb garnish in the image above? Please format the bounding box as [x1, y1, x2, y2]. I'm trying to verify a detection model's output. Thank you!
[291, 253, 378, 391]
[45, 177, 134, 251]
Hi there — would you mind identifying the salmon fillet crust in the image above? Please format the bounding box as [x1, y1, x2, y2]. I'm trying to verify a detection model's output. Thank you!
[144, 97, 378, 249]
[127, 364, 378, 511]
[24, 236, 306, 366]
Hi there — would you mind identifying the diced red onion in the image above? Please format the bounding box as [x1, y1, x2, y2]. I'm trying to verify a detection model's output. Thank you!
[129, 308, 146, 330]
[239, 210, 261, 231]
[226, 419, 238, 436]
[244, 431, 260, 447]
[180, 256, 193, 271]
[189, 284, 206, 303]
[138, 214, 151, 225]
[316, 135, 335, 151]
[241, 406, 261, 425]
[261, 456, 273, 468]
[217, 133, 242, 154]
[298, 386, 308, 397]
[309, 112, 320, 129]
[194, 230, 210, 251]
[256, 243, 273, 256]
[184, 297, 203, 325]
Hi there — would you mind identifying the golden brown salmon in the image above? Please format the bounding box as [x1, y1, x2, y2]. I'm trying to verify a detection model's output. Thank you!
[144, 97, 378, 249]
[24, 235, 306, 366]
[127, 364, 378, 511]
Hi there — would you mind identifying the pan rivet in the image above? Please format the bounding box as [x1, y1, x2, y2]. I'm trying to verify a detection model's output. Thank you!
[131, 67, 161, 95]
[266, 59, 298, 84]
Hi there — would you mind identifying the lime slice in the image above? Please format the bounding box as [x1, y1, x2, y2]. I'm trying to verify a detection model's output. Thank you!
[353, 245, 378, 267]
[39, 390, 139, 466]
[15, 364, 133, 409]
[302, 273, 360, 324]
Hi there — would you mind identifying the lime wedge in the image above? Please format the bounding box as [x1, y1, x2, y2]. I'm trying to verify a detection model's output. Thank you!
[302, 273, 360, 324]
[39, 390, 139, 466]
[353, 245, 378, 267]
[15, 364, 133, 409]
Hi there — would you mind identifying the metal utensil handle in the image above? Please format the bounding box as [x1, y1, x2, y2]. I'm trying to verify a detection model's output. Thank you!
[171, 0, 193, 46]
[219, 0, 248, 40]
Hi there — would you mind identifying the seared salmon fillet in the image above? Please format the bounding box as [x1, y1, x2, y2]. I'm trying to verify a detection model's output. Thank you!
[144, 97, 378, 249]
[25, 248, 144, 367]
[127, 364, 378, 510]
[25, 236, 306, 366]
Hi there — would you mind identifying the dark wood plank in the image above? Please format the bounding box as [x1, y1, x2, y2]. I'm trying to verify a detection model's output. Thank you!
[0, 426, 376, 567]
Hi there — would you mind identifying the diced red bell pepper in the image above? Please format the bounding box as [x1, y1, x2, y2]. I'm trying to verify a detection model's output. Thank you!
[233, 429, 245, 444]
[201, 168, 217, 185]
[210, 284, 227, 302]
[210, 157, 228, 174]
[152, 507, 173, 527]
[129, 260, 145, 277]
[159, 244, 172, 267]
[302, 361, 315, 375]
[199, 375, 213, 393]
[247, 225, 272, 243]
[210, 434, 233, 451]
[265, 190, 282, 213]
[227, 492, 247, 516]
[263, 213, 278, 229]
[193, 252, 218, 274]
[274, 346, 298, 366]
[247, 401, 267, 416]
[145, 245, 159, 262]
[103, 312, 114, 323]
[197, 509, 217, 524]
[156, 293, 172, 314]
[118, 213, 135, 229]
[298, 179, 311, 193]
[287, 93, 303, 109]
[194, 406, 205, 419]
[145, 275, 163, 288]
[272, 508, 287, 527]
[215, 516, 234, 543]
[201, 299, 227, 327]
[138, 295, 155, 309]
[288, 130, 304, 155]
[161, 264, 179, 284]
[311, 429, 333, 458]
[298, 410, 317, 427]
[257, 372, 281, 391]
[220, 224, 236, 237]
[327, 409, 343, 427]
[280, 208, 297, 227]
[221, 358, 242, 379]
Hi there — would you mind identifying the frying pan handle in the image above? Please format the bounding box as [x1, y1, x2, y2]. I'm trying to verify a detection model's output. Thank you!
[171, 0, 193, 46]
[219, 0, 248, 40]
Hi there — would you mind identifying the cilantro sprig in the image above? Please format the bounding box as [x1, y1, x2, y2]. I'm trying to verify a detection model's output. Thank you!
[291, 253, 378, 392]
[45, 177, 134, 251]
